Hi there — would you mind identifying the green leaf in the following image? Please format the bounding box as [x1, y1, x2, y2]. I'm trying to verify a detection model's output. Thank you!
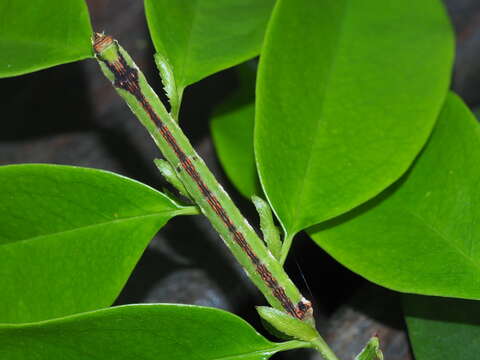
[310, 93, 480, 299]
[255, 0, 454, 237]
[144, 0, 275, 90]
[0, 164, 193, 323]
[211, 64, 260, 198]
[0, 0, 93, 78]
[212, 102, 258, 197]
[404, 295, 480, 360]
[0, 304, 309, 359]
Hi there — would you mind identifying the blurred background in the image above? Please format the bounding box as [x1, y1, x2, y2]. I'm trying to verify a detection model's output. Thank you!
[1, 1, 479, 359]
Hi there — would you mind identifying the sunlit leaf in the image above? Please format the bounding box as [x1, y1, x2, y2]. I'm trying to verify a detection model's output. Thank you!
[256, 0, 453, 237]
[310, 94, 480, 299]
[0, 304, 309, 359]
[0, 165, 193, 323]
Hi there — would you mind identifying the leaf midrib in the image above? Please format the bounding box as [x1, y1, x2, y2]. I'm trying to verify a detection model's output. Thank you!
[405, 209, 480, 271]
[0, 210, 180, 248]
[292, 0, 351, 233]
[31, 331, 278, 360]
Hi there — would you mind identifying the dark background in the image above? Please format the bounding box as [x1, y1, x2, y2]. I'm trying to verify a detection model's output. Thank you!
[1, 1, 479, 359]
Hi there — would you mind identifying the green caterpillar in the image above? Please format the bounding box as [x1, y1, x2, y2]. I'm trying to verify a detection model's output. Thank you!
[93, 33, 312, 322]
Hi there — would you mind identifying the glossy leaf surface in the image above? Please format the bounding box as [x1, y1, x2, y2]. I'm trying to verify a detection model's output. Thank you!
[145, 0, 275, 89]
[211, 64, 260, 197]
[0, 0, 92, 78]
[256, 0, 454, 236]
[404, 295, 480, 359]
[0, 165, 190, 323]
[0, 304, 307, 359]
[310, 94, 480, 299]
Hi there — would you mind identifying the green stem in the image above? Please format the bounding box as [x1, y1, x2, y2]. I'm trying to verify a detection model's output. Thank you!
[280, 232, 295, 265]
[274, 340, 315, 352]
[92, 33, 312, 322]
[173, 206, 201, 216]
[171, 87, 184, 121]
[311, 336, 341, 360]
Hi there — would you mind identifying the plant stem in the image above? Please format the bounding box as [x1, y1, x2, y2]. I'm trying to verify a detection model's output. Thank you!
[173, 206, 201, 216]
[311, 337, 341, 360]
[274, 340, 316, 352]
[92, 33, 312, 321]
[280, 232, 294, 265]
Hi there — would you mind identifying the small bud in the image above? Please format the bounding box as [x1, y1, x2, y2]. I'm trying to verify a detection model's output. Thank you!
[154, 54, 180, 120]
[252, 196, 282, 260]
[154, 158, 190, 199]
[354, 336, 383, 360]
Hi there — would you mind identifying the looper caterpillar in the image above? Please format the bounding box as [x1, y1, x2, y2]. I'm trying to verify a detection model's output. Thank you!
[93, 33, 313, 322]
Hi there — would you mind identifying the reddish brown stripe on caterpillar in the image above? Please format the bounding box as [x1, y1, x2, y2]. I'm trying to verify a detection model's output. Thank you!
[94, 38, 312, 320]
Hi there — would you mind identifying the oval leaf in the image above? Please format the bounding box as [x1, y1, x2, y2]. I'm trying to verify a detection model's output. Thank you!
[0, 0, 93, 78]
[255, 0, 454, 237]
[309, 93, 480, 299]
[145, 0, 275, 89]
[211, 64, 260, 197]
[0, 164, 193, 323]
[404, 295, 480, 360]
[0, 304, 308, 359]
